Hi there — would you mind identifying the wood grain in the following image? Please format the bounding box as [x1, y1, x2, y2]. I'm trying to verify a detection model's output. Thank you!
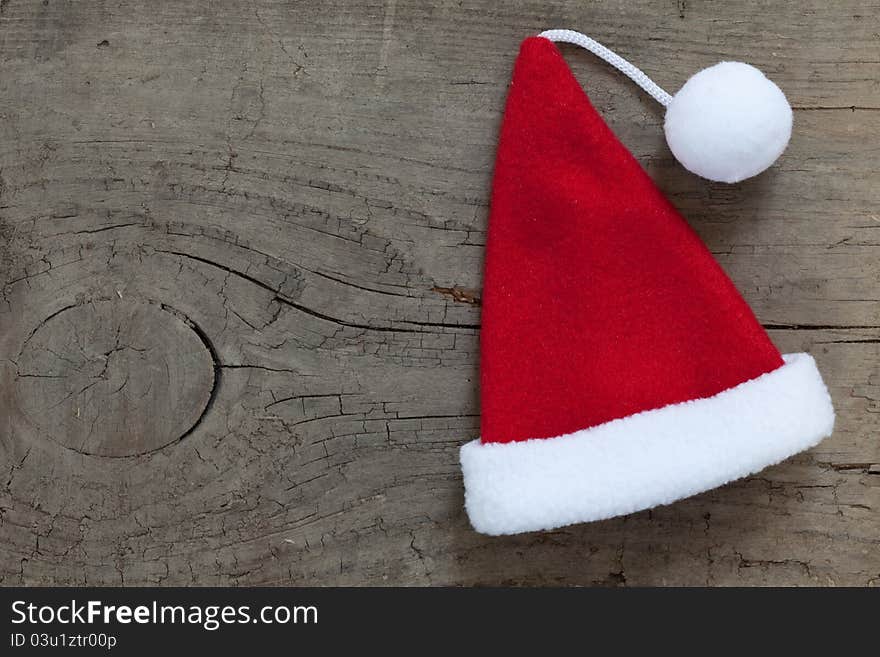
[0, 0, 877, 586]
[15, 299, 216, 457]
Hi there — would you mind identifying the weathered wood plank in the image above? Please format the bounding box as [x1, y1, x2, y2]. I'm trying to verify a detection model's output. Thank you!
[0, 0, 877, 585]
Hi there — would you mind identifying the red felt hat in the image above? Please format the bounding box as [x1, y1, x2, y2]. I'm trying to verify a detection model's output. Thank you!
[460, 36, 835, 535]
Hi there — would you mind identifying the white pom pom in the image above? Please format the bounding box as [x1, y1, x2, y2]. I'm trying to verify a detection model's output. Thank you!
[664, 62, 792, 183]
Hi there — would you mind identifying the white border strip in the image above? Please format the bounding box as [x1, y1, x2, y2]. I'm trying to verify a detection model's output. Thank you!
[461, 353, 834, 535]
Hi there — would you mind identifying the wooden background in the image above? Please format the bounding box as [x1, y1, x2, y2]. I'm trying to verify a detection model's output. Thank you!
[0, 0, 877, 586]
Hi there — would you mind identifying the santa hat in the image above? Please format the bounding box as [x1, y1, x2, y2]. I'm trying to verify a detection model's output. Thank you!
[460, 35, 835, 536]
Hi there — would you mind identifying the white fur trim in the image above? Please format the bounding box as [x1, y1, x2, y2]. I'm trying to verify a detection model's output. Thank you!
[461, 353, 834, 535]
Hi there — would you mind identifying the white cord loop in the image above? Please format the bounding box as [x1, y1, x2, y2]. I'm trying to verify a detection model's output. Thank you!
[539, 29, 672, 107]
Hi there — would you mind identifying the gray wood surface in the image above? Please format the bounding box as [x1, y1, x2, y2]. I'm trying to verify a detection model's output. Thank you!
[0, 0, 877, 586]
